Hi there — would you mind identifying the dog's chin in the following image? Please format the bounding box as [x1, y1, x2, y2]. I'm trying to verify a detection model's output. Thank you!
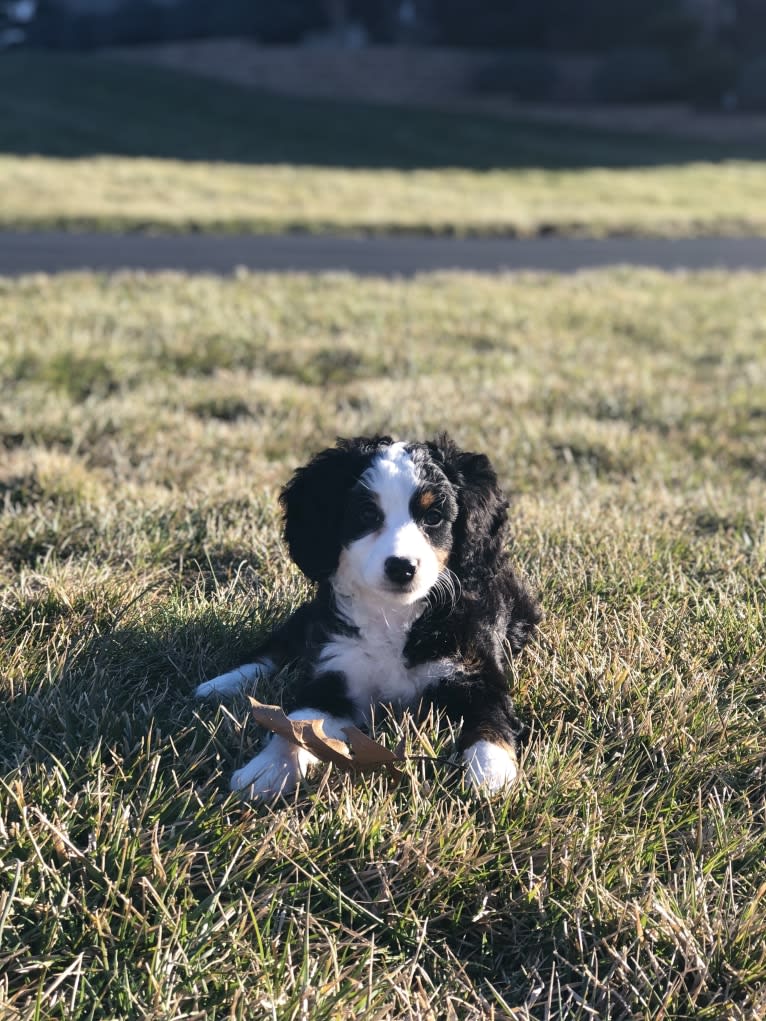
[378, 579, 434, 606]
[382, 586, 419, 605]
[342, 576, 430, 607]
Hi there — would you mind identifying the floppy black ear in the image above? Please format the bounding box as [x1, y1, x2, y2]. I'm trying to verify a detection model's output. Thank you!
[428, 433, 509, 582]
[279, 436, 391, 582]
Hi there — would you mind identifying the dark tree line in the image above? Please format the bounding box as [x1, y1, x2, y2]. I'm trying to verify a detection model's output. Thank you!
[25, 0, 766, 54]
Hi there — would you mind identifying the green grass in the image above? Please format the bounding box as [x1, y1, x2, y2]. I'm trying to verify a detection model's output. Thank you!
[4, 52, 760, 168]
[1, 268, 765, 1018]
[2, 52, 766, 237]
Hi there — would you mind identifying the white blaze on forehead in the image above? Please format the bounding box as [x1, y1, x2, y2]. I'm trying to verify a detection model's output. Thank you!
[334, 439, 439, 606]
[364, 442, 419, 519]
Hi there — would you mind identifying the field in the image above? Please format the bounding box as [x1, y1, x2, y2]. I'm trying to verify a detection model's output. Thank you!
[1, 269, 765, 1018]
[2, 52, 766, 238]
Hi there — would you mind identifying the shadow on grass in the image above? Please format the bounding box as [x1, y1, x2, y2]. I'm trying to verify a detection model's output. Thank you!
[0, 596, 274, 777]
[2, 51, 765, 169]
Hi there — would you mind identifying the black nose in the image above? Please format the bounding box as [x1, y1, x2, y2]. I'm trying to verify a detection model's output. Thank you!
[384, 556, 418, 585]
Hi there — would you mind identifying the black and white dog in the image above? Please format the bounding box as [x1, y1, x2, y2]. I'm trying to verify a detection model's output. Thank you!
[196, 434, 540, 799]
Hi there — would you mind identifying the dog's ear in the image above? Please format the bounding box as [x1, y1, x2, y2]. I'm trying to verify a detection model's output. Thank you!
[428, 433, 509, 581]
[279, 436, 390, 582]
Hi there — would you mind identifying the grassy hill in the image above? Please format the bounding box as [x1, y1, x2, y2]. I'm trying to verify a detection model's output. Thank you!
[1, 51, 766, 236]
[3, 51, 761, 169]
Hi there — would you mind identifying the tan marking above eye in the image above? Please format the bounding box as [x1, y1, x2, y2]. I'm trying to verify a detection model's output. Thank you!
[417, 490, 437, 510]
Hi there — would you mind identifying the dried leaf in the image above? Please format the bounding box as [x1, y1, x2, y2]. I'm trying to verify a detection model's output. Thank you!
[248, 697, 403, 777]
[340, 726, 402, 768]
[247, 699, 351, 767]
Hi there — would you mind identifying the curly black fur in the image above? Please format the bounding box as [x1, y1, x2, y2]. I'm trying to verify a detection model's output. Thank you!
[280, 434, 392, 582]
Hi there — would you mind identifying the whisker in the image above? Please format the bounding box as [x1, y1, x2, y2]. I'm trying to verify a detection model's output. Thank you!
[427, 566, 461, 612]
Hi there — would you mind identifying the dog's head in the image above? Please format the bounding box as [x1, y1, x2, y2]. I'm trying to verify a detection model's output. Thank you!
[280, 434, 509, 604]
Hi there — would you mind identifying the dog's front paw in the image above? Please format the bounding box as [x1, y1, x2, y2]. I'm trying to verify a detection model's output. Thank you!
[195, 660, 272, 699]
[230, 739, 304, 801]
[462, 740, 518, 793]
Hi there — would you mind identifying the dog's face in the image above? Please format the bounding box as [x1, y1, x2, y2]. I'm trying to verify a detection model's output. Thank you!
[335, 442, 458, 604]
[280, 434, 508, 599]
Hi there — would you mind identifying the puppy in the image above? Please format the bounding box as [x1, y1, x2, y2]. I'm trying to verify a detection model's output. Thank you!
[196, 434, 540, 799]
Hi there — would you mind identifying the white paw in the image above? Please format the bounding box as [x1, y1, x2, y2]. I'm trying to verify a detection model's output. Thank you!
[463, 740, 518, 793]
[230, 739, 304, 800]
[194, 660, 273, 699]
[230, 709, 353, 801]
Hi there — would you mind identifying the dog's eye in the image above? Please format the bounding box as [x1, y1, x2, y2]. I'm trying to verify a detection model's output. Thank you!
[358, 502, 382, 528]
[423, 508, 443, 527]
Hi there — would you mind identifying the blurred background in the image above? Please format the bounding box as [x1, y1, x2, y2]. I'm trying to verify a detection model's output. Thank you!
[2, 0, 765, 253]
[3, 0, 766, 114]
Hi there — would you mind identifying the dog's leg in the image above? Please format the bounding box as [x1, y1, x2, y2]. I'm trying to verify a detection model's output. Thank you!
[231, 708, 353, 800]
[461, 737, 518, 792]
[423, 671, 523, 794]
[459, 703, 522, 793]
[194, 659, 274, 699]
[196, 602, 323, 700]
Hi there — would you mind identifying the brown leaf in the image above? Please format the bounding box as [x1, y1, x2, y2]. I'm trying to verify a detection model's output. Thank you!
[248, 697, 403, 777]
[340, 726, 403, 768]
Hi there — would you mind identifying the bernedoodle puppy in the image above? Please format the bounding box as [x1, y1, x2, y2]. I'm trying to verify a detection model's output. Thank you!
[196, 434, 540, 799]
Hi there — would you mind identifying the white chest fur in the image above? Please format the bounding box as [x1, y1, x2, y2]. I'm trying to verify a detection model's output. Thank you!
[316, 591, 451, 720]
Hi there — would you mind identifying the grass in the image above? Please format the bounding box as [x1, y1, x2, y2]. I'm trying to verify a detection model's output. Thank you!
[1, 268, 765, 1018]
[6, 155, 766, 239]
[2, 52, 766, 237]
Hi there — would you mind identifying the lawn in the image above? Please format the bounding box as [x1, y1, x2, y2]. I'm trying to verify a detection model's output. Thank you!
[1, 268, 765, 1018]
[2, 52, 766, 238]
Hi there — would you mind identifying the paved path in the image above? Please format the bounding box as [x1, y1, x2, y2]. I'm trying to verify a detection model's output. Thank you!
[3, 231, 766, 277]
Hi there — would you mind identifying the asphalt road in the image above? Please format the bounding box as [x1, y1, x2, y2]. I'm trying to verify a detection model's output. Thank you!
[3, 231, 766, 276]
